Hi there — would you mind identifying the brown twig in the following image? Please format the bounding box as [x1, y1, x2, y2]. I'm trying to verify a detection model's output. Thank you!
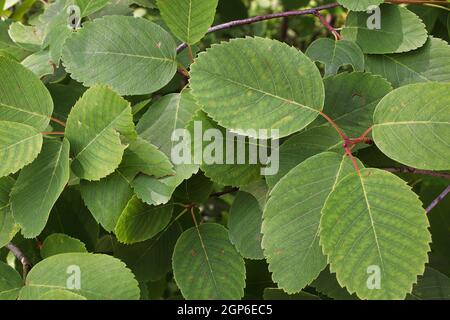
[382, 167, 450, 180]
[426, 185, 450, 213]
[5, 242, 32, 281]
[209, 187, 239, 198]
[176, 3, 341, 53]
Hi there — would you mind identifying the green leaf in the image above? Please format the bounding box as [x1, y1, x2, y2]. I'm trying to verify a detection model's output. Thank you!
[187, 111, 262, 187]
[114, 222, 181, 281]
[263, 288, 320, 300]
[337, 0, 384, 11]
[365, 37, 450, 88]
[342, 4, 428, 54]
[190, 37, 324, 138]
[0, 176, 19, 248]
[11, 139, 70, 238]
[137, 90, 201, 157]
[76, 0, 109, 16]
[19, 253, 140, 300]
[320, 169, 431, 299]
[312, 268, 357, 300]
[0, 121, 43, 178]
[312, 72, 393, 138]
[80, 171, 133, 232]
[119, 136, 174, 179]
[65, 85, 136, 181]
[173, 223, 246, 300]
[262, 152, 360, 293]
[306, 39, 365, 76]
[410, 267, 450, 300]
[372, 82, 450, 170]
[8, 22, 44, 51]
[40, 233, 87, 259]
[132, 164, 199, 206]
[157, 0, 218, 45]
[21, 50, 54, 78]
[62, 15, 177, 95]
[35, 289, 87, 300]
[173, 171, 214, 204]
[0, 20, 31, 61]
[0, 56, 53, 131]
[266, 126, 342, 188]
[229, 191, 264, 260]
[0, 261, 23, 300]
[114, 196, 174, 244]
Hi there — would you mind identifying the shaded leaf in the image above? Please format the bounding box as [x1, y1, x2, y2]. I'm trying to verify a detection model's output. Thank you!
[40, 233, 87, 258]
[11, 139, 70, 238]
[172, 223, 246, 300]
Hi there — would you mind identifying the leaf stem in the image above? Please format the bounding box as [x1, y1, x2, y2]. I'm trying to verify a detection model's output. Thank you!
[426, 185, 450, 213]
[42, 131, 65, 135]
[314, 11, 342, 40]
[49, 117, 66, 127]
[176, 2, 341, 53]
[5, 242, 32, 281]
[209, 187, 240, 198]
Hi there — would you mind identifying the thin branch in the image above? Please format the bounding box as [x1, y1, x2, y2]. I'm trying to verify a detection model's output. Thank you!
[426, 186, 450, 213]
[176, 2, 341, 53]
[382, 167, 450, 179]
[209, 187, 239, 198]
[5, 242, 32, 280]
[387, 0, 449, 4]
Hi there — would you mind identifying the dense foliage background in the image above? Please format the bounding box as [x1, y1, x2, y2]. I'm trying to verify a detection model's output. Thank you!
[0, 0, 449, 300]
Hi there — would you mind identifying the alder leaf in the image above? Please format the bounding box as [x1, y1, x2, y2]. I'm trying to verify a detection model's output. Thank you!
[311, 72, 393, 138]
[262, 152, 361, 293]
[62, 15, 177, 95]
[263, 288, 320, 300]
[19, 253, 140, 300]
[114, 196, 174, 244]
[132, 164, 198, 206]
[65, 85, 136, 181]
[186, 111, 262, 187]
[410, 267, 450, 300]
[0, 261, 22, 300]
[0, 56, 53, 131]
[365, 37, 450, 87]
[80, 171, 133, 232]
[306, 38, 365, 76]
[337, 0, 384, 11]
[342, 4, 428, 54]
[11, 139, 70, 238]
[114, 222, 181, 281]
[312, 268, 357, 300]
[372, 82, 450, 170]
[320, 169, 431, 300]
[137, 90, 201, 157]
[190, 37, 324, 138]
[157, 0, 219, 44]
[0, 121, 43, 178]
[172, 223, 246, 300]
[119, 136, 175, 179]
[266, 126, 342, 188]
[40, 233, 87, 259]
[229, 190, 265, 260]
[0, 176, 19, 248]
[0, 20, 31, 61]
